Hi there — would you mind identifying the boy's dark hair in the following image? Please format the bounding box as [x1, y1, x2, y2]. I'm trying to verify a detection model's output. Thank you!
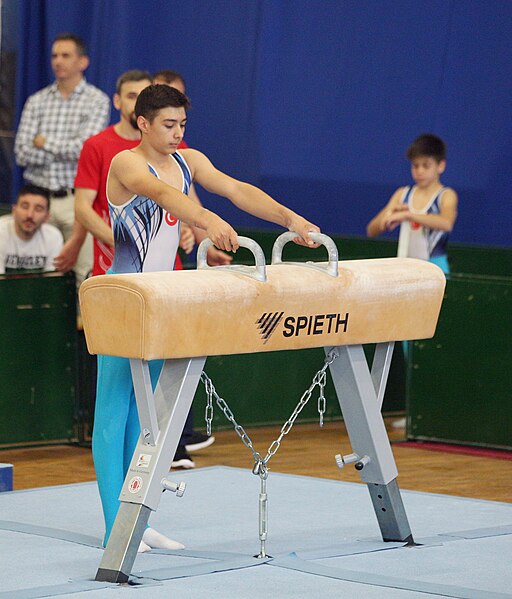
[135, 84, 191, 123]
[153, 69, 186, 89]
[53, 32, 87, 56]
[116, 69, 152, 94]
[17, 185, 51, 209]
[406, 134, 446, 162]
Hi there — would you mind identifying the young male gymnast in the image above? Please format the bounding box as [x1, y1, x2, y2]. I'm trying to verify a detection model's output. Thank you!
[366, 133, 458, 273]
[366, 133, 458, 428]
[94, 84, 320, 552]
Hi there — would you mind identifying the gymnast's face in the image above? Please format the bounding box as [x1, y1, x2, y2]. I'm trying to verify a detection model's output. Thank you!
[410, 156, 446, 189]
[139, 107, 187, 153]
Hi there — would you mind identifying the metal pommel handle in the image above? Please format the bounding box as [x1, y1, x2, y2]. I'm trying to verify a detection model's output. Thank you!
[197, 236, 267, 282]
[271, 231, 339, 277]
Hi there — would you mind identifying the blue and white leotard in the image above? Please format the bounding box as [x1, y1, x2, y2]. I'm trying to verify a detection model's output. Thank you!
[397, 185, 450, 273]
[109, 151, 191, 273]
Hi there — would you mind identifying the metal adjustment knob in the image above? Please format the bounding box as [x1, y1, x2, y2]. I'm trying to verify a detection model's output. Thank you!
[335, 452, 360, 469]
[355, 455, 371, 471]
[161, 478, 186, 497]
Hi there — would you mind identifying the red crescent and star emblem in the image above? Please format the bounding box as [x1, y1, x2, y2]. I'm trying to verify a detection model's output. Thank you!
[165, 212, 178, 226]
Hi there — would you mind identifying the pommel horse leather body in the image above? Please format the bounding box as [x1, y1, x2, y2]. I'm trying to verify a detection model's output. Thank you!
[79, 257, 445, 360]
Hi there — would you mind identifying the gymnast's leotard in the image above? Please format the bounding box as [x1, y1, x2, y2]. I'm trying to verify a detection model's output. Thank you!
[397, 185, 450, 273]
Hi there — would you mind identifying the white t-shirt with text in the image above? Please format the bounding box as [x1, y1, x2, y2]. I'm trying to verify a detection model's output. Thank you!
[0, 215, 63, 274]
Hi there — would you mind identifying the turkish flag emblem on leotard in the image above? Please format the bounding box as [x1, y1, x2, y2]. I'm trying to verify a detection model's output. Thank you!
[165, 212, 178, 226]
[411, 222, 421, 230]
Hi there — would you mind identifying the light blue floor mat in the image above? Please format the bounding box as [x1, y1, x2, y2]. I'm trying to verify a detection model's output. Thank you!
[1, 466, 511, 598]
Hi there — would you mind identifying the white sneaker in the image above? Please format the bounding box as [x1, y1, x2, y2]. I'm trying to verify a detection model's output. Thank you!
[185, 432, 216, 453]
[172, 445, 195, 469]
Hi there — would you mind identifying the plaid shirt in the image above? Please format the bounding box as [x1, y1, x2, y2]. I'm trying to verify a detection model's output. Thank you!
[14, 78, 110, 191]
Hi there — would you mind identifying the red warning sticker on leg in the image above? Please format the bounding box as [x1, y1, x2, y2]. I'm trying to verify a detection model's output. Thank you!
[128, 476, 143, 493]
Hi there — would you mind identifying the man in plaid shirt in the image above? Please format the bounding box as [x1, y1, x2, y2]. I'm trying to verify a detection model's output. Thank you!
[14, 32, 110, 285]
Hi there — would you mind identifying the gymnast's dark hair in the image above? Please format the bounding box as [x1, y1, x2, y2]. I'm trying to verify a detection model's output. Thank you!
[406, 134, 446, 162]
[135, 84, 191, 123]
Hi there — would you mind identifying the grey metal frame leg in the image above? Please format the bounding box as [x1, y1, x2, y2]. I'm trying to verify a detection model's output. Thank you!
[95, 356, 206, 583]
[327, 344, 413, 544]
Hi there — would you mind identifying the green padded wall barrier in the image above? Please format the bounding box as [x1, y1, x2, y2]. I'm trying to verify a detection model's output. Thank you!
[448, 244, 512, 278]
[0, 273, 77, 446]
[407, 274, 512, 449]
[192, 343, 406, 432]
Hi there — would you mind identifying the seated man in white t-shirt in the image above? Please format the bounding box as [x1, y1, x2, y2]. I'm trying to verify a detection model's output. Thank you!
[0, 185, 63, 274]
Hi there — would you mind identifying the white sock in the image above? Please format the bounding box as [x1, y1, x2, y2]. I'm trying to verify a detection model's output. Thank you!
[138, 540, 151, 553]
[142, 527, 185, 550]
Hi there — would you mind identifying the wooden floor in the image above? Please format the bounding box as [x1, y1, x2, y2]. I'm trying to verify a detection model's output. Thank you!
[2, 418, 511, 503]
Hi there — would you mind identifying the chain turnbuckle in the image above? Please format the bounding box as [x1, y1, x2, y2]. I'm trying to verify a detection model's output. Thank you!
[257, 475, 268, 558]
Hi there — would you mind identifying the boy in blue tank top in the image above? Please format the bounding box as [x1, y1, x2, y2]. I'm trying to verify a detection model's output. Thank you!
[93, 84, 320, 552]
[366, 134, 458, 274]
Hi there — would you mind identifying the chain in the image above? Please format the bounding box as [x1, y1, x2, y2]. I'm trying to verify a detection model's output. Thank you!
[200, 347, 338, 477]
[200, 348, 338, 557]
[262, 348, 338, 464]
[200, 371, 267, 475]
[317, 370, 327, 428]
[203, 375, 214, 436]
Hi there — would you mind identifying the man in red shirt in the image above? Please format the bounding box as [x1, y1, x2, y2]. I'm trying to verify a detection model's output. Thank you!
[74, 70, 185, 274]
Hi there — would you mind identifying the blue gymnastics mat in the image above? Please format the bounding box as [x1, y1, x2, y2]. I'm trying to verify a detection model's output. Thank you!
[0, 466, 511, 598]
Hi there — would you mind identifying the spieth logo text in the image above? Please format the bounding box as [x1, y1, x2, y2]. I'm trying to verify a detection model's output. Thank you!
[256, 312, 349, 343]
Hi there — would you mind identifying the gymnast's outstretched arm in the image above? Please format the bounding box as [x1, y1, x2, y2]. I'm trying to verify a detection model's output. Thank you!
[182, 148, 320, 247]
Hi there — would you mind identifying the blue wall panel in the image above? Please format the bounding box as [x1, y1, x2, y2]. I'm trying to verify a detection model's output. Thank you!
[14, 0, 512, 246]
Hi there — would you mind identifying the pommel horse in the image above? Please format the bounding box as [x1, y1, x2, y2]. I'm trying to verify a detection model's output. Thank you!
[79, 232, 446, 583]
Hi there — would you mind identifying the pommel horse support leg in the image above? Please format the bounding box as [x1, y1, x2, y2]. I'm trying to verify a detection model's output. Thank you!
[79, 233, 445, 583]
[95, 356, 206, 583]
[328, 342, 413, 543]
